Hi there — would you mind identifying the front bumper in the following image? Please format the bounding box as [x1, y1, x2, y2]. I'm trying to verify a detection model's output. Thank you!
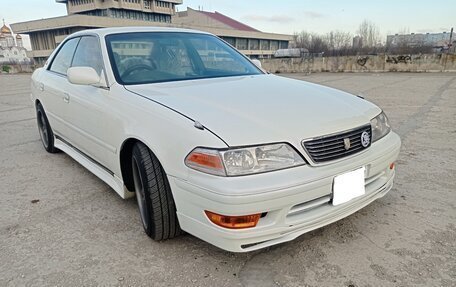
[169, 132, 401, 252]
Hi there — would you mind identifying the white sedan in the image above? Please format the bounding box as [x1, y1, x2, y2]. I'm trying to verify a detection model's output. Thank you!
[31, 27, 401, 252]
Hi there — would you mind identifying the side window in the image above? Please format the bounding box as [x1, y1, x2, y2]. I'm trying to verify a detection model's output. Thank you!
[49, 38, 80, 75]
[71, 36, 104, 75]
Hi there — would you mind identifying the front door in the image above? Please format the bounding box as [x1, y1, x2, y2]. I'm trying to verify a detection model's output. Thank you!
[63, 36, 120, 172]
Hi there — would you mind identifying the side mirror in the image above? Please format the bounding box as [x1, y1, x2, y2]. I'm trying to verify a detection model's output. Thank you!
[67, 67, 101, 86]
[251, 59, 262, 69]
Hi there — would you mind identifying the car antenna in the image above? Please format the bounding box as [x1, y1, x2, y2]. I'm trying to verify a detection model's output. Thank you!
[194, 121, 205, 130]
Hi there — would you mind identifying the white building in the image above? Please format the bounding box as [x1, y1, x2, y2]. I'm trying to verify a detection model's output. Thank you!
[386, 31, 454, 48]
[0, 20, 30, 64]
[11, 1, 292, 65]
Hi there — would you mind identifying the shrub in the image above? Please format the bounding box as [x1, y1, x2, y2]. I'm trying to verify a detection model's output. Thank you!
[2, 65, 11, 73]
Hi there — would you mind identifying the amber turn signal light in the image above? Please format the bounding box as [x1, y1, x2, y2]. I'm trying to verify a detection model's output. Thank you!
[389, 162, 395, 170]
[185, 148, 226, 176]
[205, 211, 261, 229]
[187, 152, 223, 169]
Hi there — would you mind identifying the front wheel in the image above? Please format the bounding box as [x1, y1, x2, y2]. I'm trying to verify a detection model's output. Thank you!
[36, 103, 58, 153]
[131, 142, 182, 240]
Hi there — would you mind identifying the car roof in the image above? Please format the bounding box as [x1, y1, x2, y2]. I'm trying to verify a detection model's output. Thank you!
[70, 26, 213, 38]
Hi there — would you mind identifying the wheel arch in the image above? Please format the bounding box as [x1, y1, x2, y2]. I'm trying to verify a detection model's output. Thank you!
[119, 138, 140, 192]
[120, 137, 166, 193]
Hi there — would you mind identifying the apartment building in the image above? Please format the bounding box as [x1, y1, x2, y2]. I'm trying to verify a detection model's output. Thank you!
[387, 31, 454, 48]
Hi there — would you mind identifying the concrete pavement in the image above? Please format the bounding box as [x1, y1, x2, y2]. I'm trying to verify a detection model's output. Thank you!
[0, 73, 455, 286]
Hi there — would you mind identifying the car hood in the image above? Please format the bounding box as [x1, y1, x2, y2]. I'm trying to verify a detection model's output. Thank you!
[126, 74, 381, 147]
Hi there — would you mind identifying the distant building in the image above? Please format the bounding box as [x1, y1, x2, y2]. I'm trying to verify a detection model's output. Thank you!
[386, 32, 453, 49]
[0, 20, 30, 64]
[56, 0, 180, 23]
[352, 36, 363, 49]
[11, 1, 292, 65]
[173, 8, 290, 58]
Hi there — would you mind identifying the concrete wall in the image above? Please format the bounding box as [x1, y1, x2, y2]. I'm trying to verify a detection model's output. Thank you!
[1, 63, 34, 74]
[261, 54, 456, 73]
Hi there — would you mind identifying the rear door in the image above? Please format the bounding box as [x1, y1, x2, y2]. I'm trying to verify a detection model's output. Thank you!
[40, 37, 80, 138]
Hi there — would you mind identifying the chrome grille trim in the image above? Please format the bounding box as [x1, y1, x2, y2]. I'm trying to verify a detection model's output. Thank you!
[302, 124, 372, 164]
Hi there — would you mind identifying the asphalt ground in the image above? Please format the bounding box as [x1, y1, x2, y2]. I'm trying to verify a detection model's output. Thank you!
[0, 72, 455, 287]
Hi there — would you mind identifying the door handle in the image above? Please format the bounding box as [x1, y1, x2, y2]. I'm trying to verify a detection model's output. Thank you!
[63, 93, 70, 103]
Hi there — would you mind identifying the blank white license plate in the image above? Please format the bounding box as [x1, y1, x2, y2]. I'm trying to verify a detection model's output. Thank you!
[332, 167, 366, 206]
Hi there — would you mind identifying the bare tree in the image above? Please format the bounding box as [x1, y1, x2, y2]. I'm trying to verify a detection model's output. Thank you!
[292, 31, 328, 53]
[326, 30, 352, 50]
[309, 35, 328, 53]
[357, 20, 381, 47]
[292, 31, 312, 49]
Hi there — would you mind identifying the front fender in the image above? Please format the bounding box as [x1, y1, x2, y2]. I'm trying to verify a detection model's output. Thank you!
[115, 86, 227, 180]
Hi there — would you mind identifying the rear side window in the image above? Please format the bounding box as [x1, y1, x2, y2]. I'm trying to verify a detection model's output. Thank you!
[71, 36, 104, 75]
[49, 37, 80, 75]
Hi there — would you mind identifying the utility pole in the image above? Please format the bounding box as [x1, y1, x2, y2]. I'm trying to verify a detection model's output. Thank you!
[449, 28, 454, 53]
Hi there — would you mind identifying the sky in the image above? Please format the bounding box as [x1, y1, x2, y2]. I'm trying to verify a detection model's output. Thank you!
[1, 0, 454, 49]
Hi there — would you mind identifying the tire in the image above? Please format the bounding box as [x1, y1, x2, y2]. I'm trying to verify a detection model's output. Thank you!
[36, 102, 58, 153]
[131, 142, 182, 240]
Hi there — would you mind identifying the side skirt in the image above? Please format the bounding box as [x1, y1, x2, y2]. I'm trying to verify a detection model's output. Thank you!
[54, 136, 135, 199]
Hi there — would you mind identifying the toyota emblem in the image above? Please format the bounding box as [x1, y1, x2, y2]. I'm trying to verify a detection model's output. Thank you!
[361, 131, 370, 147]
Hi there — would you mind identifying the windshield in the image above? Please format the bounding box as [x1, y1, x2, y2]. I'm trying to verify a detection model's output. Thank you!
[106, 32, 263, 85]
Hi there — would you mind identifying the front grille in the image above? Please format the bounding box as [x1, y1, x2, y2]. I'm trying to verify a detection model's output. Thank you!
[303, 125, 372, 163]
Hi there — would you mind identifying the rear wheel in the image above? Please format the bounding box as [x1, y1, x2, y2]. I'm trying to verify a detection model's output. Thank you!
[36, 103, 58, 153]
[131, 142, 182, 240]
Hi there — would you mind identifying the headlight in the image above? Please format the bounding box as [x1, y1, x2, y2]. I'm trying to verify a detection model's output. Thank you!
[371, 111, 391, 142]
[185, 143, 305, 176]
